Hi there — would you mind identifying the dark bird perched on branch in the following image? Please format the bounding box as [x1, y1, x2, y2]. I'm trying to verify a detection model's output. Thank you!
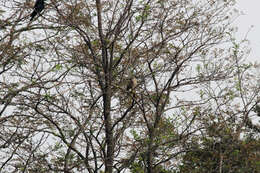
[30, 0, 45, 21]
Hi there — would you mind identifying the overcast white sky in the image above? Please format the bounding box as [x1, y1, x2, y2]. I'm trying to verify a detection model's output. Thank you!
[235, 0, 260, 61]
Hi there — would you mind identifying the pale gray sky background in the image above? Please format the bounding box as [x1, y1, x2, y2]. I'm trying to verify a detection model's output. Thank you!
[236, 0, 260, 61]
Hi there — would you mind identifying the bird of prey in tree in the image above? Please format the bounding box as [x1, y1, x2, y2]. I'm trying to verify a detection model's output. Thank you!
[30, 0, 45, 21]
[126, 77, 137, 92]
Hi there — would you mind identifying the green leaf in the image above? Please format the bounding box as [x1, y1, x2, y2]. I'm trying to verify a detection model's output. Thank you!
[53, 64, 62, 71]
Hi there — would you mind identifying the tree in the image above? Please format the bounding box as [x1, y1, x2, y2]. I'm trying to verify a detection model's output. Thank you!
[179, 41, 260, 173]
[179, 126, 260, 173]
[0, 0, 259, 172]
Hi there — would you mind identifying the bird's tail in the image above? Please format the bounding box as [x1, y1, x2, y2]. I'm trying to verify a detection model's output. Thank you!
[30, 11, 37, 21]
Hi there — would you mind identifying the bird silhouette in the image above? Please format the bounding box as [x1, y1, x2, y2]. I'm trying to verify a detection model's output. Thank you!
[30, 0, 45, 21]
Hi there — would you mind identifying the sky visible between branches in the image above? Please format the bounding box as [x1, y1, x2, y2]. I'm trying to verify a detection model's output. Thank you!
[235, 0, 260, 62]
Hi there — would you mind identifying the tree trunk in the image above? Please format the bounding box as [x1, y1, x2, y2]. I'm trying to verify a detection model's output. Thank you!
[104, 89, 113, 173]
